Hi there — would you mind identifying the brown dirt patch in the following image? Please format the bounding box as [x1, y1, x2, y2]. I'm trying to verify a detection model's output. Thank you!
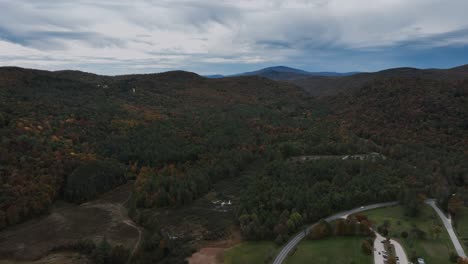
[0, 183, 139, 261]
[187, 228, 242, 264]
[188, 247, 225, 264]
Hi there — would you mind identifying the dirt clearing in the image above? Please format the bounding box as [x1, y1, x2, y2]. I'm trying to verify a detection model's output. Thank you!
[0, 183, 139, 262]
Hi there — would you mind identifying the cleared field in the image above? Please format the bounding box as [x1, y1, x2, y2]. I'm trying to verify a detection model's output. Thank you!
[286, 236, 372, 264]
[222, 241, 278, 264]
[363, 205, 454, 264]
[454, 207, 468, 251]
[0, 183, 139, 261]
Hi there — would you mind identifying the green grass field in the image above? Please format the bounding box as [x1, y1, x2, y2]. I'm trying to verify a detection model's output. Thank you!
[454, 206, 468, 251]
[223, 241, 278, 264]
[223, 205, 464, 264]
[285, 236, 372, 264]
[363, 205, 454, 264]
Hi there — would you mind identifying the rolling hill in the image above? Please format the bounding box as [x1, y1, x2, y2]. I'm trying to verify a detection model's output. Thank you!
[0, 65, 466, 264]
[206, 66, 357, 80]
[326, 74, 468, 188]
[289, 65, 468, 97]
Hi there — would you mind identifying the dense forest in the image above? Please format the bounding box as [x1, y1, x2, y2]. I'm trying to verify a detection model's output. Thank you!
[0, 67, 466, 263]
[328, 77, 468, 202]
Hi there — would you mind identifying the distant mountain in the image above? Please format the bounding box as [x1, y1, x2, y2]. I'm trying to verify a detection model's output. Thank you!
[204, 66, 358, 80]
[204, 74, 224, 78]
[449, 64, 468, 73]
[231, 66, 357, 80]
[289, 65, 468, 97]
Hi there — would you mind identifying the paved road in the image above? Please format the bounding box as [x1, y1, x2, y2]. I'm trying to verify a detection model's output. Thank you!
[426, 199, 466, 258]
[374, 232, 386, 264]
[272, 201, 398, 264]
[390, 239, 409, 264]
[373, 231, 409, 264]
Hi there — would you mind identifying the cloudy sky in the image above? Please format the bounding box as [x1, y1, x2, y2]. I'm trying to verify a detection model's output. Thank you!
[1, 0, 468, 75]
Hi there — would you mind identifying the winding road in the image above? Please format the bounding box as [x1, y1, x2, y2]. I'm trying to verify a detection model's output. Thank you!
[272, 201, 398, 264]
[390, 239, 409, 264]
[426, 199, 466, 258]
[273, 199, 466, 263]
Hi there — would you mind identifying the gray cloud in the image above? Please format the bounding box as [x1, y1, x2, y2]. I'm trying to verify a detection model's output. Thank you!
[0, 0, 468, 74]
[0, 27, 124, 50]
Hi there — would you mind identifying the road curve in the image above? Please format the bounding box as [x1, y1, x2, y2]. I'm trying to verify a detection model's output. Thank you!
[426, 199, 466, 258]
[272, 201, 398, 264]
[390, 239, 409, 264]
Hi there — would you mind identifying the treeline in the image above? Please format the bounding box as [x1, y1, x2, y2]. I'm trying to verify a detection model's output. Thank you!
[52, 238, 130, 264]
[64, 159, 127, 203]
[236, 157, 408, 242]
[308, 214, 374, 240]
[134, 149, 254, 208]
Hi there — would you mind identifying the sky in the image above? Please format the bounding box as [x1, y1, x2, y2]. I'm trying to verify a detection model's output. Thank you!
[1, 0, 468, 75]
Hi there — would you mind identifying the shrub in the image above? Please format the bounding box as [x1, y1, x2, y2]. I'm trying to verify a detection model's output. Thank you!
[361, 240, 373, 255]
[450, 251, 460, 263]
[275, 234, 285, 245]
[308, 220, 332, 239]
[409, 251, 418, 262]
[401, 231, 409, 238]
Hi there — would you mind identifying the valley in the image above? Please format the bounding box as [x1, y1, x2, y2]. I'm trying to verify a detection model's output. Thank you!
[0, 64, 467, 264]
[2, 1, 468, 263]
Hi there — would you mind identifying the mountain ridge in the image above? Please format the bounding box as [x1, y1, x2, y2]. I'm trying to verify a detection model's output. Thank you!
[205, 66, 359, 80]
[289, 64, 468, 97]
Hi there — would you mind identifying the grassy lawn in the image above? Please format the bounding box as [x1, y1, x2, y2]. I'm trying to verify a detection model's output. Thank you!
[363, 205, 454, 264]
[454, 206, 468, 251]
[223, 241, 278, 264]
[285, 236, 372, 264]
[223, 205, 464, 264]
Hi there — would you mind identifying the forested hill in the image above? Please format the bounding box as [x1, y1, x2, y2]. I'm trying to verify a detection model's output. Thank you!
[0, 67, 402, 263]
[0, 66, 307, 106]
[290, 65, 468, 192]
[1, 66, 466, 263]
[0, 66, 314, 230]
[289, 65, 468, 97]
[324, 76, 468, 203]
